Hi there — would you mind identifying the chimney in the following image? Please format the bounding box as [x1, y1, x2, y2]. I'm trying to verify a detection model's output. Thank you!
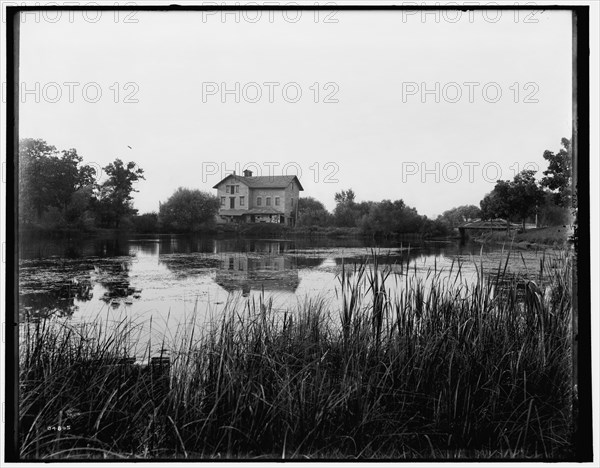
[243, 169, 253, 177]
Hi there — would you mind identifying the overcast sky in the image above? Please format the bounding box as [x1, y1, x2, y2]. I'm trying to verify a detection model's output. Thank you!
[17, 8, 573, 217]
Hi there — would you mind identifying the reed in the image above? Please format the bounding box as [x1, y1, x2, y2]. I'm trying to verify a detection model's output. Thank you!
[19, 249, 575, 459]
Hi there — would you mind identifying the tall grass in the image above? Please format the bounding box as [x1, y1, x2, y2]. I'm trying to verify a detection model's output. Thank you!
[19, 250, 575, 459]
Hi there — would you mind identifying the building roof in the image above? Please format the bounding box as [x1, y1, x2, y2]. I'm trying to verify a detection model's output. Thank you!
[213, 174, 304, 191]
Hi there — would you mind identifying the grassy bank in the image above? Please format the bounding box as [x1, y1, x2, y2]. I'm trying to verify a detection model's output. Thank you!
[218, 223, 425, 239]
[472, 225, 574, 248]
[213, 223, 365, 238]
[19, 251, 575, 460]
[20, 220, 428, 240]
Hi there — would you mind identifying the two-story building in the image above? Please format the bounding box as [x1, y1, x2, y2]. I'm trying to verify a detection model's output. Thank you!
[213, 170, 303, 225]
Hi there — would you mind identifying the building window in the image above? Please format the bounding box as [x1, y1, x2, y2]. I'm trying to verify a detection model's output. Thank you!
[235, 185, 239, 193]
[220, 197, 225, 206]
[240, 196, 245, 206]
[275, 197, 280, 206]
[257, 197, 262, 206]
[266, 197, 271, 206]
[291, 198, 294, 207]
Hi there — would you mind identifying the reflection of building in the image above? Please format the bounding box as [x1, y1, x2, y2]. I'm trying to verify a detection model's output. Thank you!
[214, 239, 292, 254]
[213, 170, 304, 226]
[215, 253, 300, 295]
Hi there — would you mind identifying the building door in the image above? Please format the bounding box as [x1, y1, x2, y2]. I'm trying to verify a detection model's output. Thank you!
[230, 197, 235, 209]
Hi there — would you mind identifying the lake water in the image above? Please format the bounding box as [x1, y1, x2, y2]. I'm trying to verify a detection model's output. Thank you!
[18, 233, 562, 359]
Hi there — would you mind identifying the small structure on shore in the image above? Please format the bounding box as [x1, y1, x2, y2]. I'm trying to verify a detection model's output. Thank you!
[458, 218, 521, 240]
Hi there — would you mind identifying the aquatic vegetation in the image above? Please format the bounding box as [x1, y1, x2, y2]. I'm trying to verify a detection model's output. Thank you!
[19, 249, 575, 459]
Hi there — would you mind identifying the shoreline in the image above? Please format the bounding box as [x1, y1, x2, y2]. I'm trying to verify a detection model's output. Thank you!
[469, 225, 574, 250]
[18, 224, 574, 249]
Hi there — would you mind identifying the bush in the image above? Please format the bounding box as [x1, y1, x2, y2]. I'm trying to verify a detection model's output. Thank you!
[538, 203, 572, 227]
[131, 212, 159, 233]
[159, 188, 220, 232]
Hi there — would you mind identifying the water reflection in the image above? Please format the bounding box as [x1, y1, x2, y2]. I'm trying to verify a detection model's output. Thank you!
[18, 233, 560, 323]
[93, 261, 138, 306]
[20, 276, 94, 320]
[214, 238, 295, 254]
[215, 254, 299, 296]
[19, 233, 133, 260]
[157, 235, 215, 255]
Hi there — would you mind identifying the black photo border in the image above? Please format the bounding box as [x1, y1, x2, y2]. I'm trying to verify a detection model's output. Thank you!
[3, 3, 592, 463]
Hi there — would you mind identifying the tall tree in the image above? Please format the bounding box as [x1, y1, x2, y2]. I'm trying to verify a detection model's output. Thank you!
[50, 148, 96, 213]
[333, 188, 358, 227]
[480, 170, 544, 230]
[19, 139, 58, 222]
[540, 137, 572, 207]
[96, 159, 145, 228]
[18, 138, 96, 224]
[509, 170, 545, 230]
[480, 180, 512, 221]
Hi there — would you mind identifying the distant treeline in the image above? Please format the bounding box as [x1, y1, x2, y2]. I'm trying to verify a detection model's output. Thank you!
[294, 138, 572, 237]
[18, 137, 573, 237]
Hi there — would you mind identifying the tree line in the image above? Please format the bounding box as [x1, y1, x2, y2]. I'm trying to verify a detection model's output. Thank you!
[296, 138, 572, 237]
[19, 138, 145, 231]
[18, 138, 220, 233]
[479, 138, 572, 229]
[18, 137, 572, 236]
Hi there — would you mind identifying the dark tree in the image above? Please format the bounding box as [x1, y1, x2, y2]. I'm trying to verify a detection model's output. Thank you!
[359, 199, 425, 237]
[131, 212, 160, 233]
[96, 159, 145, 228]
[159, 187, 220, 232]
[333, 188, 358, 227]
[540, 137, 572, 207]
[297, 197, 331, 227]
[480, 180, 512, 221]
[509, 170, 545, 230]
[19, 139, 58, 222]
[480, 170, 544, 230]
[50, 148, 96, 213]
[18, 138, 97, 226]
[538, 192, 572, 226]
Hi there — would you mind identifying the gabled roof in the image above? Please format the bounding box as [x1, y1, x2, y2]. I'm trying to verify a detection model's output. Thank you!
[213, 174, 304, 191]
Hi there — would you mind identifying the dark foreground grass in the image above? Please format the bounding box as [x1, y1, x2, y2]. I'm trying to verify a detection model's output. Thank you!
[19, 250, 575, 460]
